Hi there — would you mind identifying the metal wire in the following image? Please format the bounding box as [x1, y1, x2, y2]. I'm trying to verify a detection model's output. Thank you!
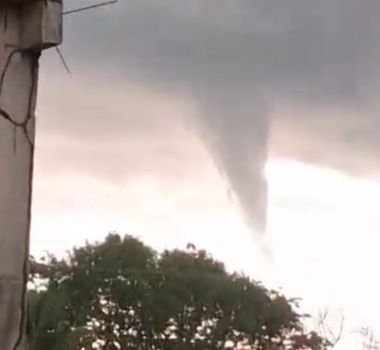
[63, 0, 118, 15]
[55, 47, 71, 75]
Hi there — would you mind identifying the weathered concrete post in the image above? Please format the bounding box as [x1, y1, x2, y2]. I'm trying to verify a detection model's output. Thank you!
[0, 1, 62, 348]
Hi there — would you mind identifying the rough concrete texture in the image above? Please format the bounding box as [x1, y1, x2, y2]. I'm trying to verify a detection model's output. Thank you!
[0, 2, 62, 349]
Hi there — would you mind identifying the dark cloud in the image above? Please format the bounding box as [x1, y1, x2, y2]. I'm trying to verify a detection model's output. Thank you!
[62, 0, 380, 103]
[38, 0, 380, 233]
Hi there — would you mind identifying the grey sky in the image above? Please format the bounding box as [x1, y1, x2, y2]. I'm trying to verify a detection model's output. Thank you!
[37, 0, 380, 233]
[29, 3, 380, 345]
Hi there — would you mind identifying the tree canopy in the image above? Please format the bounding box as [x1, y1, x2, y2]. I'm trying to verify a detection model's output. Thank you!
[28, 234, 329, 350]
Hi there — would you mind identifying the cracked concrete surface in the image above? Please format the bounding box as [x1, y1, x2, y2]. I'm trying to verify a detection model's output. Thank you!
[0, 49, 39, 148]
[0, 2, 62, 349]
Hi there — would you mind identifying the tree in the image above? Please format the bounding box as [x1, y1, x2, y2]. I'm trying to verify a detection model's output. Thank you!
[28, 234, 329, 350]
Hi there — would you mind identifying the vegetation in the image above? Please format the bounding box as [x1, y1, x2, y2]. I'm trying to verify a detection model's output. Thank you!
[28, 234, 329, 350]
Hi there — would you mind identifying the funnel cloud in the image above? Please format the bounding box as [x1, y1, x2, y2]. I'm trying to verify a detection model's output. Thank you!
[50, 0, 380, 234]
[192, 87, 269, 233]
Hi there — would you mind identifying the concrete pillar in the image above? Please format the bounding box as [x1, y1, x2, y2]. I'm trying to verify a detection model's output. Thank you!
[0, 1, 62, 349]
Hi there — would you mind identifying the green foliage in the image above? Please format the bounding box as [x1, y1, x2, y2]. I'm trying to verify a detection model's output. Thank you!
[28, 234, 328, 350]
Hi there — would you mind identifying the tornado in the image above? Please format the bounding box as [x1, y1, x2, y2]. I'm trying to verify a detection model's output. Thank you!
[194, 87, 269, 234]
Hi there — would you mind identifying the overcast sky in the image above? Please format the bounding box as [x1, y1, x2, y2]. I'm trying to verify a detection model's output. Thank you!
[31, 1, 380, 347]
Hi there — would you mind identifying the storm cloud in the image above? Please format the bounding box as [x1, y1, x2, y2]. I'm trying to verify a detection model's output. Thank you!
[39, 0, 380, 233]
